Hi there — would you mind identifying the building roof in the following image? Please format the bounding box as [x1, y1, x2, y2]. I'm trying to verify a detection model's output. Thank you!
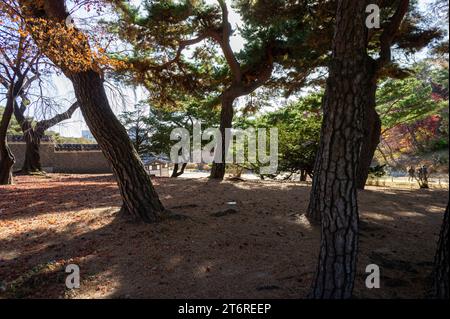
[141, 154, 171, 165]
[54, 144, 102, 152]
[7, 135, 53, 143]
[8, 136, 172, 163]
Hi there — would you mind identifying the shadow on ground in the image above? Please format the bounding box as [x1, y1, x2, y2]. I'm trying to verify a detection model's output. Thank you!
[0, 174, 447, 299]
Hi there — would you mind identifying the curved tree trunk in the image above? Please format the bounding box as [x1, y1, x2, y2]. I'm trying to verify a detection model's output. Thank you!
[356, 85, 381, 190]
[210, 97, 234, 180]
[0, 145, 14, 185]
[0, 99, 16, 185]
[307, 0, 372, 299]
[355, 0, 410, 190]
[0, 76, 27, 185]
[69, 71, 165, 222]
[0, 79, 24, 185]
[20, 0, 166, 223]
[430, 203, 449, 299]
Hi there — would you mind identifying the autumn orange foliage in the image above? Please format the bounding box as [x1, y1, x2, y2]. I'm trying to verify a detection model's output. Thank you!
[1, 0, 126, 75]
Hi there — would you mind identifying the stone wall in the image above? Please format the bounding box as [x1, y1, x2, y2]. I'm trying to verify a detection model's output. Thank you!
[9, 142, 112, 174]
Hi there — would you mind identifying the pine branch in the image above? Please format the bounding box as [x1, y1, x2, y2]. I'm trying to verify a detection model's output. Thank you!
[376, 0, 410, 70]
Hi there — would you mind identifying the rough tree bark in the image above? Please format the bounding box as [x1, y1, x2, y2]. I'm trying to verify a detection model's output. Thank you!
[310, 0, 411, 217]
[355, 0, 410, 190]
[0, 76, 27, 185]
[207, 1, 275, 180]
[70, 71, 166, 222]
[430, 203, 449, 299]
[0, 98, 15, 185]
[210, 97, 234, 179]
[19, 0, 166, 222]
[13, 99, 79, 173]
[307, 0, 371, 299]
[356, 91, 381, 189]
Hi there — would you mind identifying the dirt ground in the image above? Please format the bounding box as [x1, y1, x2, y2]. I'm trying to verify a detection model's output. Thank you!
[0, 174, 448, 299]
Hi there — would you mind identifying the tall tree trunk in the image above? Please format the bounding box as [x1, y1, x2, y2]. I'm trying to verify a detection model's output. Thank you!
[0, 99, 16, 185]
[69, 71, 165, 222]
[0, 145, 14, 185]
[356, 0, 410, 190]
[0, 76, 27, 184]
[22, 131, 42, 173]
[430, 203, 449, 299]
[307, 0, 371, 299]
[19, 0, 166, 223]
[210, 97, 234, 179]
[356, 88, 381, 190]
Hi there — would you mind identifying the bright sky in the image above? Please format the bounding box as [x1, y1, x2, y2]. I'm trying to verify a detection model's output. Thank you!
[43, 0, 444, 138]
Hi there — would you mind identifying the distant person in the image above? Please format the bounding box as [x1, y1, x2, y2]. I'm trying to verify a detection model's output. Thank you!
[408, 166, 416, 182]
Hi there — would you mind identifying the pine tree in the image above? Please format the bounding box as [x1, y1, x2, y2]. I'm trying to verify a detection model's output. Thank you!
[17, 0, 166, 222]
[108, 0, 323, 179]
[307, 0, 370, 298]
[236, 0, 442, 192]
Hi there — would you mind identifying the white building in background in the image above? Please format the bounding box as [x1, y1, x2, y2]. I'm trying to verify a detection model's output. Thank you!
[81, 130, 95, 141]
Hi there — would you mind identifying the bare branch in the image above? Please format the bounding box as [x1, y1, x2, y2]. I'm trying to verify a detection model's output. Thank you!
[36, 101, 80, 133]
